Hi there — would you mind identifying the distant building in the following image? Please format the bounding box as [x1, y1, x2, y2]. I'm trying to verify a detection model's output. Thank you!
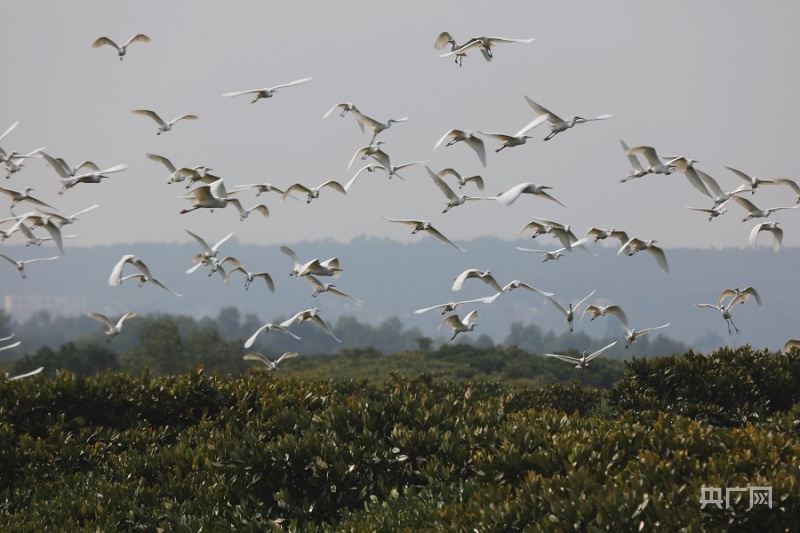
[3, 294, 88, 321]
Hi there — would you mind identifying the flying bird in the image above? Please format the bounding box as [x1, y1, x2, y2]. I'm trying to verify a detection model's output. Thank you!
[731, 196, 799, 221]
[280, 245, 342, 278]
[427, 166, 493, 213]
[0, 186, 56, 210]
[382, 217, 465, 251]
[280, 308, 341, 343]
[131, 109, 198, 135]
[624, 323, 670, 348]
[0, 252, 58, 278]
[434, 32, 470, 66]
[222, 77, 312, 103]
[348, 141, 392, 173]
[580, 303, 629, 326]
[544, 341, 617, 373]
[515, 247, 566, 262]
[697, 288, 762, 335]
[541, 290, 596, 332]
[40, 151, 99, 179]
[618, 237, 669, 273]
[304, 274, 362, 302]
[413, 296, 497, 315]
[436, 168, 484, 191]
[452, 269, 503, 293]
[717, 286, 761, 308]
[87, 311, 137, 342]
[108, 254, 154, 286]
[350, 109, 408, 144]
[280, 180, 346, 204]
[222, 258, 275, 291]
[494, 182, 566, 207]
[243, 352, 299, 371]
[524, 96, 612, 141]
[749, 221, 782, 252]
[92, 34, 150, 60]
[440, 35, 535, 62]
[57, 163, 129, 194]
[243, 324, 301, 349]
[681, 202, 729, 222]
[479, 114, 550, 152]
[624, 146, 675, 175]
[438, 310, 479, 340]
[434, 129, 486, 167]
[619, 139, 649, 183]
[322, 102, 362, 128]
[185, 229, 234, 262]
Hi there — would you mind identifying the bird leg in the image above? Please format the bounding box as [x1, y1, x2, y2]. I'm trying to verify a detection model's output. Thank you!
[544, 131, 557, 141]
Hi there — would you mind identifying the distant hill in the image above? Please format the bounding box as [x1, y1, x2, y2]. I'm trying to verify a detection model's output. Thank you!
[2, 236, 795, 352]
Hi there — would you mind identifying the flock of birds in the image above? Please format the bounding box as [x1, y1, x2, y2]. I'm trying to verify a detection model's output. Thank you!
[1, 29, 798, 378]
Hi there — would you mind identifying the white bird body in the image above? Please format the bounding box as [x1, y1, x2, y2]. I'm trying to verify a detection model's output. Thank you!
[544, 341, 617, 373]
[58, 163, 129, 194]
[322, 102, 361, 129]
[665, 156, 711, 197]
[724, 164, 777, 195]
[2, 147, 45, 178]
[697, 288, 761, 335]
[524, 96, 612, 141]
[5, 212, 66, 254]
[186, 229, 233, 261]
[108, 254, 153, 286]
[281, 245, 342, 278]
[180, 180, 264, 220]
[494, 182, 566, 207]
[515, 246, 566, 262]
[93, 34, 150, 60]
[36, 205, 99, 227]
[0, 252, 58, 278]
[682, 202, 729, 222]
[696, 169, 747, 207]
[132, 109, 198, 135]
[414, 296, 497, 315]
[479, 114, 550, 152]
[749, 221, 782, 252]
[382, 216, 465, 251]
[618, 237, 669, 273]
[624, 323, 670, 348]
[222, 77, 312, 103]
[583, 227, 631, 253]
[243, 352, 299, 370]
[541, 290, 596, 332]
[348, 141, 392, 174]
[581, 304, 628, 326]
[434, 129, 486, 167]
[452, 269, 503, 293]
[304, 274, 362, 302]
[279, 308, 341, 343]
[243, 324, 301, 349]
[280, 180, 346, 204]
[438, 310, 478, 340]
[230, 183, 286, 197]
[731, 195, 799, 221]
[0, 186, 55, 210]
[87, 311, 137, 342]
[40, 151, 99, 179]
[434, 32, 470, 66]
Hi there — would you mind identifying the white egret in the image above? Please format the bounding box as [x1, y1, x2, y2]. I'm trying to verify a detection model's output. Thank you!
[718, 286, 761, 308]
[436, 168, 484, 191]
[434, 32, 469, 66]
[441, 36, 534, 62]
[664, 156, 711, 197]
[3, 148, 45, 178]
[452, 269, 503, 293]
[58, 164, 129, 194]
[479, 114, 550, 152]
[583, 227, 631, 253]
[132, 110, 198, 135]
[87, 311, 137, 342]
[280, 246, 342, 278]
[36, 205, 99, 227]
[544, 341, 617, 374]
[108, 254, 153, 286]
[624, 323, 670, 348]
[222, 258, 275, 292]
[348, 141, 392, 172]
[618, 238, 669, 273]
[580, 303, 628, 326]
[681, 202, 729, 222]
[243, 352, 299, 370]
[280, 180, 346, 204]
[524, 96, 612, 141]
[119, 273, 182, 297]
[280, 308, 341, 343]
[382, 217, 464, 251]
[438, 310, 478, 340]
[494, 182, 566, 207]
[186, 255, 227, 279]
[515, 247, 566, 262]
[498, 280, 554, 298]
[749, 221, 782, 252]
[244, 324, 301, 349]
[540, 290, 596, 332]
[6, 212, 66, 254]
[40, 152, 98, 179]
[222, 77, 312, 103]
[180, 180, 263, 220]
[304, 274, 362, 302]
[185, 229, 234, 261]
[426, 167, 493, 213]
[723, 164, 777, 195]
[434, 129, 486, 167]
[696, 169, 747, 207]
[230, 183, 286, 197]
[345, 161, 426, 190]
[351, 109, 408, 144]
[731, 196, 799, 221]
[624, 146, 675, 175]
[92, 34, 150, 60]
[322, 102, 362, 127]
[414, 297, 497, 315]
[697, 289, 761, 335]
[0, 186, 55, 210]
[0, 252, 58, 278]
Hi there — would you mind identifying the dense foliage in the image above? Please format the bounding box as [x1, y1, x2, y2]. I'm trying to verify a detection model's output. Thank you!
[0, 346, 797, 530]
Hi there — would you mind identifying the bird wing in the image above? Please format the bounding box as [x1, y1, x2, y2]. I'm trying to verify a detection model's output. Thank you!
[434, 129, 458, 149]
[328, 287, 363, 302]
[618, 237, 642, 255]
[281, 183, 311, 203]
[320, 180, 347, 195]
[585, 341, 618, 362]
[270, 77, 313, 91]
[434, 31, 454, 49]
[460, 136, 487, 167]
[621, 139, 647, 173]
[304, 273, 325, 290]
[87, 313, 114, 328]
[275, 352, 300, 365]
[543, 353, 581, 364]
[244, 326, 267, 349]
[8, 366, 44, 380]
[382, 216, 423, 227]
[146, 153, 177, 173]
[40, 220, 64, 255]
[626, 146, 660, 165]
[426, 167, 458, 201]
[440, 39, 482, 57]
[749, 223, 768, 248]
[108, 254, 135, 286]
[243, 353, 273, 367]
[132, 109, 167, 127]
[0, 120, 18, 144]
[487, 36, 535, 45]
[130, 257, 153, 279]
[173, 114, 199, 123]
[463, 309, 478, 324]
[273, 325, 301, 340]
[679, 166, 712, 198]
[696, 169, 724, 198]
[438, 314, 464, 330]
[310, 314, 341, 342]
[350, 109, 380, 130]
[221, 89, 262, 98]
[323, 103, 350, 119]
[543, 294, 568, 318]
[425, 225, 465, 252]
[722, 164, 754, 184]
[280, 245, 300, 266]
[451, 269, 479, 291]
[279, 311, 306, 328]
[605, 305, 629, 329]
[771, 225, 783, 252]
[575, 290, 597, 312]
[774, 178, 800, 195]
[117, 311, 138, 328]
[150, 277, 182, 297]
[523, 96, 562, 123]
[645, 246, 669, 273]
[124, 34, 151, 47]
[494, 183, 528, 206]
[92, 36, 120, 50]
[40, 152, 72, 179]
[637, 323, 671, 336]
[185, 229, 212, 253]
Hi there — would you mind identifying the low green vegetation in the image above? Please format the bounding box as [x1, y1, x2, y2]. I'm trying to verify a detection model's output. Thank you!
[0, 345, 797, 530]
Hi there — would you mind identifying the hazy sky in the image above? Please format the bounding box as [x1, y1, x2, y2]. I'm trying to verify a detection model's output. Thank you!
[2, 1, 799, 252]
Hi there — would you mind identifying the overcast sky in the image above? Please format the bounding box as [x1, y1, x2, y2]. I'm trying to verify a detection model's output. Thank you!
[2, 1, 798, 252]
